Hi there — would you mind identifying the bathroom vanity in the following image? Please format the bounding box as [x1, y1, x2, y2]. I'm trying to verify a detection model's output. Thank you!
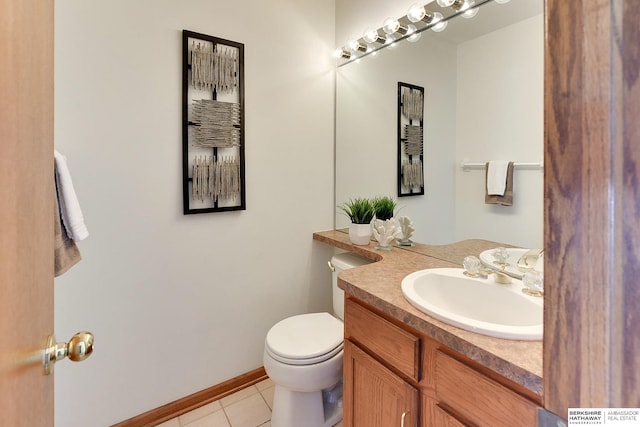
[313, 230, 543, 427]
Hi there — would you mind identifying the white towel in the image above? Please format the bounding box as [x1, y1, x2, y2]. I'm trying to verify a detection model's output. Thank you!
[486, 160, 511, 196]
[54, 150, 89, 241]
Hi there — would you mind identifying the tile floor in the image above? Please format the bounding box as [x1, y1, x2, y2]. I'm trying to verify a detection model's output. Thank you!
[155, 378, 343, 427]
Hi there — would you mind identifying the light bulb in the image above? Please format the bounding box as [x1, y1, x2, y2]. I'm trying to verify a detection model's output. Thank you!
[408, 4, 445, 30]
[461, 0, 479, 18]
[363, 27, 385, 44]
[431, 12, 448, 32]
[407, 4, 426, 23]
[407, 24, 421, 43]
[436, 0, 456, 7]
[382, 17, 400, 35]
[332, 49, 351, 59]
[347, 38, 366, 52]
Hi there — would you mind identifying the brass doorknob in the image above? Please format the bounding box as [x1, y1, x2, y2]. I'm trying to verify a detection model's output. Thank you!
[44, 331, 94, 375]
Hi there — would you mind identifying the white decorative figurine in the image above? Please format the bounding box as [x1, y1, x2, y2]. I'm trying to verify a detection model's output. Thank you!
[396, 216, 415, 246]
[372, 218, 401, 251]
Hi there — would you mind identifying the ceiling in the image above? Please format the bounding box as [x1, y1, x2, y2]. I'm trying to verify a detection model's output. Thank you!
[432, 0, 543, 44]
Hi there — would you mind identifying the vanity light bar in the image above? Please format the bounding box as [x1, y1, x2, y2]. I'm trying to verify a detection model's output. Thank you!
[334, 0, 497, 66]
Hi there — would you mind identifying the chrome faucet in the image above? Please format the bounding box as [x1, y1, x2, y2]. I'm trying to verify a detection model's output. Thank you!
[462, 256, 512, 284]
[517, 249, 543, 271]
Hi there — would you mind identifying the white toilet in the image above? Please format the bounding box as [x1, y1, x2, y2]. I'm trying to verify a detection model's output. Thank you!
[263, 252, 371, 427]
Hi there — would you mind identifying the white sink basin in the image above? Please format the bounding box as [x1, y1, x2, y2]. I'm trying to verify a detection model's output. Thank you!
[401, 268, 543, 340]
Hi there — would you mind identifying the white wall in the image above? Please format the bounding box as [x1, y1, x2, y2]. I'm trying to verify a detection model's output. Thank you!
[455, 15, 543, 248]
[54, 1, 335, 425]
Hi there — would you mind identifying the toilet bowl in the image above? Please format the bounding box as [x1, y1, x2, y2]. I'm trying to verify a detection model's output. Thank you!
[263, 252, 372, 427]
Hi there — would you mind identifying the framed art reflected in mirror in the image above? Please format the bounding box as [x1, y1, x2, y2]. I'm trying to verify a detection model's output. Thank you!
[398, 82, 425, 197]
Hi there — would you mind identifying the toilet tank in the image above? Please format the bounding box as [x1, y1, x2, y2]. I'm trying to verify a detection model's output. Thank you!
[330, 252, 372, 320]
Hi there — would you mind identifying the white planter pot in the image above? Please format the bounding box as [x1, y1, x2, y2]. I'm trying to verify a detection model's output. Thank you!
[349, 223, 371, 245]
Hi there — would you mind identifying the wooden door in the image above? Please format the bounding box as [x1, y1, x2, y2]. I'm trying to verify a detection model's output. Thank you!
[544, 0, 640, 413]
[343, 340, 419, 427]
[0, 0, 55, 425]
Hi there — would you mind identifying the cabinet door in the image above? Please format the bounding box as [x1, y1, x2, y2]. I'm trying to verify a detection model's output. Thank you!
[433, 405, 469, 427]
[344, 340, 419, 427]
[423, 395, 471, 427]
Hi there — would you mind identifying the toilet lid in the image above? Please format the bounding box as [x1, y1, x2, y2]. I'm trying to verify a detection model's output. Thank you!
[265, 313, 344, 366]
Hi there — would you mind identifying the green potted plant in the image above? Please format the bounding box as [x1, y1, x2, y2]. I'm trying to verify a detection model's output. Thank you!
[338, 197, 375, 245]
[372, 196, 398, 221]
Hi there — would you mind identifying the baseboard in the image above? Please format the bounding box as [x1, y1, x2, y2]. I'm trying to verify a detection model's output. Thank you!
[111, 366, 267, 427]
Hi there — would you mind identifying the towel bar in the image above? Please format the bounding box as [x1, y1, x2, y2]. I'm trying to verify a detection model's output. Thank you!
[460, 160, 544, 170]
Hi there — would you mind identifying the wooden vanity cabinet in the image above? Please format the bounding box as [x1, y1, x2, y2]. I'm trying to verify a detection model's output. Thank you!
[343, 297, 540, 427]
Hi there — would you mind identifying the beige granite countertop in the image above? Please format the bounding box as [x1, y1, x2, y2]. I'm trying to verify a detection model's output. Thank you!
[313, 229, 543, 397]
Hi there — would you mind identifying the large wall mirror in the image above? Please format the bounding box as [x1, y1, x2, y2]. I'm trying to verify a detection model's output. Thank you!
[335, 0, 543, 249]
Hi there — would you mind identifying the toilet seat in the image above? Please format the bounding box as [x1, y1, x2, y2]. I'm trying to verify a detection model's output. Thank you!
[265, 313, 344, 366]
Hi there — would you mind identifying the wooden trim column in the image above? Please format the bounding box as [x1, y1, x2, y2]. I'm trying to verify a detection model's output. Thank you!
[544, 0, 640, 415]
[617, 1, 640, 406]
